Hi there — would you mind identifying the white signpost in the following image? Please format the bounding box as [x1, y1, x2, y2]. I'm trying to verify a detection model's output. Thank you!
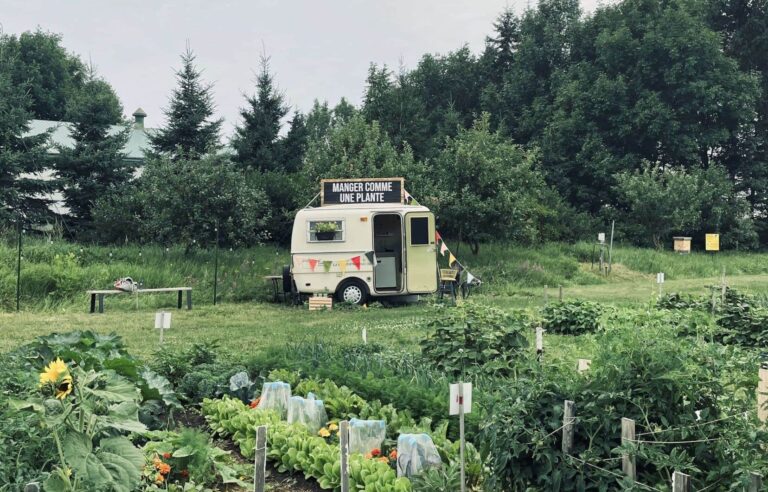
[450, 382, 472, 492]
[656, 272, 665, 298]
[155, 311, 171, 343]
[362, 327, 367, 344]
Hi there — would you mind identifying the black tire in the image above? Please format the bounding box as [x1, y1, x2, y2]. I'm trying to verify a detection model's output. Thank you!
[336, 279, 368, 306]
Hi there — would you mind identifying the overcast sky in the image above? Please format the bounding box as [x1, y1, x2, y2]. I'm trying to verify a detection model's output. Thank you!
[2, 0, 602, 136]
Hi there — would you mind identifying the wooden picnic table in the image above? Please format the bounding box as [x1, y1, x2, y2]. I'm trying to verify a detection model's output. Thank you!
[87, 287, 192, 314]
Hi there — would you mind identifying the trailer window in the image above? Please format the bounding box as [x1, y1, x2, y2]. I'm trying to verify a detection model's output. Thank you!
[308, 219, 345, 242]
[410, 217, 429, 245]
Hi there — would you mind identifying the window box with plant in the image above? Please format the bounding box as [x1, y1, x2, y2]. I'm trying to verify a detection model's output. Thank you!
[314, 222, 339, 241]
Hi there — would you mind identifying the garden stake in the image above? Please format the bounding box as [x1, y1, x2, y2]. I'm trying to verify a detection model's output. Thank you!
[536, 326, 544, 362]
[16, 219, 22, 312]
[621, 418, 636, 481]
[544, 285, 549, 305]
[562, 400, 575, 454]
[459, 380, 466, 492]
[253, 425, 267, 492]
[340, 420, 350, 492]
[672, 471, 690, 492]
[559, 285, 563, 302]
[748, 472, 762, 492]
[758, 367, 767, 423]
[214, 225, 219, 305]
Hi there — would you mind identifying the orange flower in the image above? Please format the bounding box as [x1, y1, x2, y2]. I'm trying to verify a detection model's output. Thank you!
[318, 428, 331, 438]
[389, 450, 398, 460]
[371, 448, 381, 457]
[250, 397, 261, 409]
[157, 462, 171, 475]
[364, 453, 373, 459]
[163, 452, 172, 459]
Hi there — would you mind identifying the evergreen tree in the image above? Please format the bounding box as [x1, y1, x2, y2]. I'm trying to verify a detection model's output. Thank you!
[279, 111, 308, 173]
[55, 69, 132, 232]
[231, 55, 289, 171]
[0, 51, 51, 224]
[484, 8, 520, 83]
[150, 47, 222, 159]
[332, 98, 357, 126]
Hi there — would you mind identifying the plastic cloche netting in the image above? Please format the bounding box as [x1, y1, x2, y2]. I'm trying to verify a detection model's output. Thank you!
[348, 418, 386, 455]
[287, 392, 328, 434]
[396, 433, 442, 477]
[258, 381, 291, 418]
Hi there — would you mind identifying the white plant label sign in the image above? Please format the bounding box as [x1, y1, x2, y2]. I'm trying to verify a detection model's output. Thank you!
[656, 272, 665, 284]
[450, 382, 473, 415]
[155, 311, 171, 329]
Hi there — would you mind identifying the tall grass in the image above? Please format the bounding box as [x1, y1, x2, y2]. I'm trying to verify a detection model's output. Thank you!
[3, 235, 768, 311]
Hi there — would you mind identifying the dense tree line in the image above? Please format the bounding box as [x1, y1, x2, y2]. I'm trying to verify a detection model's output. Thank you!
[2, 0, 767, 251]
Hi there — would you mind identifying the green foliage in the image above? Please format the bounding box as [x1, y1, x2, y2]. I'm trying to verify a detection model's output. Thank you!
[143, 428, 250, 488]
[431, 114, 576, 253]
[716, 290, 768, 348]
[420, 302, 529, 377]
[541, 299, 605, 335]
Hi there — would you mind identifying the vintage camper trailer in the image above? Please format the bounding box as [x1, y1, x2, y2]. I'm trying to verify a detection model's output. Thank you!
[287, 178, 438, 305]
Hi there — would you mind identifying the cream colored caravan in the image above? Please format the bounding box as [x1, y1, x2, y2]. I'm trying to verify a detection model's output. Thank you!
[288, 178, 438, 305]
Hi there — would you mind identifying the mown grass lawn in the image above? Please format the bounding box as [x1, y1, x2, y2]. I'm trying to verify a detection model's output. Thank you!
[3, 272, 766, 359]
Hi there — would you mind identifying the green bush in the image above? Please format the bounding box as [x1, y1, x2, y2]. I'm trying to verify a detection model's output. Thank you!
[540, 299, 605, 335]
[420, 302, 530, 377]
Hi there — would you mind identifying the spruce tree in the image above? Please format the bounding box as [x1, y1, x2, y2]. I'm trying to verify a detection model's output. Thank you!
[279, 111, 308, 172]
[150, 47, 222, 159]
[231, 55, 288, 171]
[0, 53, 51, 225]
[55, 70, 132, 233]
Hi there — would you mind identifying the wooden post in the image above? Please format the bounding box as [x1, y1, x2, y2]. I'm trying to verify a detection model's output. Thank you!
[621, 418, 636, 481]
[608, 220, 615, 274]
[758, 367, 767, 424]
[458, 382, 466, 492]
[544, 285, 549, 305]
[672, 471, 690, 492]
[340, 420, 350, 492]
[536, 326, 544, 362]
[747, 472, 762, 492]
[562, 400, 575, 454]
[558, 285, 563, 302]
[253, 425, 267, 492]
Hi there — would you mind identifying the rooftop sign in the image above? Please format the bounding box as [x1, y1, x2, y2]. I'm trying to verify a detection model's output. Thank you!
[320, 178, 404, 206]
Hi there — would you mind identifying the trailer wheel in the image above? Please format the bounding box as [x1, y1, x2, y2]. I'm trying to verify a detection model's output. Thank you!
[336, 279, 368, 306]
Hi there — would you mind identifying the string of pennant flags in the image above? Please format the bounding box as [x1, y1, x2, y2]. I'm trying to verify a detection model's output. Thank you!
[434, 230, 480, 285]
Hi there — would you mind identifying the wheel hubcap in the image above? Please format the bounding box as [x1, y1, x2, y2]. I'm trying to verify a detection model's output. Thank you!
[343, 285, 363, 304]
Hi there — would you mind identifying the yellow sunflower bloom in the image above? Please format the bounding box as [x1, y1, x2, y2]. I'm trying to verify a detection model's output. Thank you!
[328, 423, 338, 431]
[55, 375, 73, 400]
[40, 358, 69, 385]
[318, 428, 331, 438]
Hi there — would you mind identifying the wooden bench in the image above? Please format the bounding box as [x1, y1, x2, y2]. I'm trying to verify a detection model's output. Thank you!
[87, 287, 192, 314]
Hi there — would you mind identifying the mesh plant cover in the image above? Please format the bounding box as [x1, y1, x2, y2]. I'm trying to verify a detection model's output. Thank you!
[348, 418, 386, 455]
[258, 381, 291, 418]
[287, 392, 328, 434]
[396, 433, 442, 477]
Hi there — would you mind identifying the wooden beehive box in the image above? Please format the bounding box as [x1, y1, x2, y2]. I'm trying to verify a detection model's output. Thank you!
[309, 295, 333, 311]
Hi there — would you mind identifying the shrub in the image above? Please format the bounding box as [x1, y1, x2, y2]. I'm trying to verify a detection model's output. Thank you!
[541, 299, 604, 335]
[420, 302, 530, 377]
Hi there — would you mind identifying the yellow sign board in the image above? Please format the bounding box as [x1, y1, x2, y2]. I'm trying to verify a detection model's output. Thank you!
[705, 234, 720, 251]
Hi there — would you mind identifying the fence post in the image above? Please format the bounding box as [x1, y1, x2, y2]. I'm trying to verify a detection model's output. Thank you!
[621, 418, 636, 481]
[340, 420, 350, 492]
[748, 472, 762, 492]
[253, 425, 267, 492]
[758, 367, 767, 424]
[536, 326, 544, 362]
[672, 471, 690, 492]
[562, 400, 575, 454]
[558, 285, 563, 302]
[544, 285, 549, 305]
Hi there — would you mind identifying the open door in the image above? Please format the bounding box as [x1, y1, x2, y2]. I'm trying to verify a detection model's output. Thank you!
[405, 212, 437, 293]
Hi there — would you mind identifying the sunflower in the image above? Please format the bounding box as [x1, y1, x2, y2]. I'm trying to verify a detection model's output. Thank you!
[55, 375, 73, 400]
[40, 358, 69, 386]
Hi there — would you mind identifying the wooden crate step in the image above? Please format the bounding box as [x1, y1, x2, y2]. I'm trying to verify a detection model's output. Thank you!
[309, 296, 333, 311]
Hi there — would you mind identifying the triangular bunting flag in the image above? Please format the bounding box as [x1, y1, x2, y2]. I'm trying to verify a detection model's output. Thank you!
[466, 272, 475, 284]
[435, 231, 442, 242]
[293, 255, 301, 269]
[338, 259, 348, 274]
[309, 259, 318, 272]
[351, 256, 361, 270]
[364, 251, 375, 265]
[440, 242, 448, 256]
[323, 260, 332, 273]
[449, 253, 457, 267]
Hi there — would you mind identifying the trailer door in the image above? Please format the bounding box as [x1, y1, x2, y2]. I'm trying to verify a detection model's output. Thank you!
[404, 212, 437, 293]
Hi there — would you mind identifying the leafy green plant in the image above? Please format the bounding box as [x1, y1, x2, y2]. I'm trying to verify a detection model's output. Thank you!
[314, 221, 338, 233]
[420, 302, 529, 377]
[541, 299, 605, 335]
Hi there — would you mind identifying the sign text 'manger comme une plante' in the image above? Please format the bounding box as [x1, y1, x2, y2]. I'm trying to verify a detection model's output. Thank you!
[321, 178, 403, 205]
